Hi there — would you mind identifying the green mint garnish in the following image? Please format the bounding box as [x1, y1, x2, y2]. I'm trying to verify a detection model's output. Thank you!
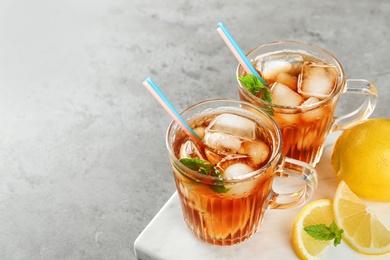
[210, 184, 230, 194]
[180, 158, 212, 173]
[238, 74, 274, 115]
[304, 221, 344, 246]
[179, 158, 230, 194]
[238, 74, 271, 102]
[211, 167, 230, 193]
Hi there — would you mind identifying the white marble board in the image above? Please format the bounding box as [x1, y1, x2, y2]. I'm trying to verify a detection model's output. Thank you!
[134, 132, 390, 260]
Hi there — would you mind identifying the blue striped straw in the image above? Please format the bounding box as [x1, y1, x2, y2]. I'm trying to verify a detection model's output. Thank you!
[143, 77, 203, 145]
[217, 22, 268, 87]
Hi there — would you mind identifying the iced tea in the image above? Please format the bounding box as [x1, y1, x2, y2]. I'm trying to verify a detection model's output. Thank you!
[237, 41, 377, 165]
[166, 99, 318, 245]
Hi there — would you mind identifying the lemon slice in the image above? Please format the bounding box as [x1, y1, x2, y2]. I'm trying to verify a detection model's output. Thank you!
[333, 181, 390, 255]
[292, 199, 334, 259]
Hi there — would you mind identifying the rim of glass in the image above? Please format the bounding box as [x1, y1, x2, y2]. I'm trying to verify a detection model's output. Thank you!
[166, 98, 282, 183]
[236, 40, 346, 110]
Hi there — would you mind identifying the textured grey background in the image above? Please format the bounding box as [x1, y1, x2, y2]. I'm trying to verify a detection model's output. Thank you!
[0, 0, 389, 259]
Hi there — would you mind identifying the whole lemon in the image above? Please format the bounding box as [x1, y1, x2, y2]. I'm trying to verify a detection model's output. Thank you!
[331, 118, 390, 202]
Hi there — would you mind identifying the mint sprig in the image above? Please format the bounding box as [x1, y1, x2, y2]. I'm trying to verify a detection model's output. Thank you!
[179, 158, 212, 174]
[179, 158, 230, 193]
[238, 74, 274, 115]
[304, 221, 344, 246]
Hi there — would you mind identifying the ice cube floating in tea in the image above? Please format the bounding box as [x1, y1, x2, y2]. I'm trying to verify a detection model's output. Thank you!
[177, 112, 272, 190]
[257, 53, 338, 107]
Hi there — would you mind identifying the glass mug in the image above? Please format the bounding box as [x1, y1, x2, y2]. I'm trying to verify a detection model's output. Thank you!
[237, 40, 378, 166]
[166, 99, 318, 246]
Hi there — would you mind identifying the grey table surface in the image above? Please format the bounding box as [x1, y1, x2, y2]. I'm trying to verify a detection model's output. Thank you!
[0, 0, 389, 259]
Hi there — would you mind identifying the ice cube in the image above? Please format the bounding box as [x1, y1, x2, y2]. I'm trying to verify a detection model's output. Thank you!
[179, 139, 205, 160]
[217, 154, 253, 176]
[302, 96, 320, 106]
[298, 63, 338, 99]
[301, 97, 327, 122]
[193, 127, 205, 139]
[224, 162, 254, 178]
[240, 140, 270, 166]
[273, 113, 298, 126]
[204, 147, 223, 165]
[217, 154, 251, 172]
[271, 82, 304, 107]
[207, 113, 256, 140]
[256, 54, 304, 81]
[219, 157, 257, 196]
[275, 72, 298, 91]
[204, 132, 242, 154]
[271, 82, 303, 124]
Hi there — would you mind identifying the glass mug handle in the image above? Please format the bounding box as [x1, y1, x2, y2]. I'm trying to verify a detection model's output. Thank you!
[268, 157, 318, 210]
[331, 79, 378, 132]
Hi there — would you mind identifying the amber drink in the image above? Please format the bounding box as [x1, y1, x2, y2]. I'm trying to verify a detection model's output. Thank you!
[237, 41, 377, 166]
[166, 99, 317, 245]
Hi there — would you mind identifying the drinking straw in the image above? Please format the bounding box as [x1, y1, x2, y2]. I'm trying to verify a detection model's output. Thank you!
[216, 22, 268, 87]
[142, 77, 204, 147]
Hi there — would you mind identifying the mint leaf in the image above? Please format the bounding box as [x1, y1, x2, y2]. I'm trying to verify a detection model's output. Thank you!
[210, 167, 230, 193]
[331, 222, 344, 246]
[179, 158, 230, 193]
[238, 74, 274, 115]
[239, 74, 262, 95]
[213, 167, 223, 178]
[304, 221, 344, 247]
[180, 158, 213, 171]
[199, 166, 210, 175]
[238, 74, 271, 102]
[211, 185, 230, 194]
[334, 230, 343, 246]
[304, 224, 335, 240]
